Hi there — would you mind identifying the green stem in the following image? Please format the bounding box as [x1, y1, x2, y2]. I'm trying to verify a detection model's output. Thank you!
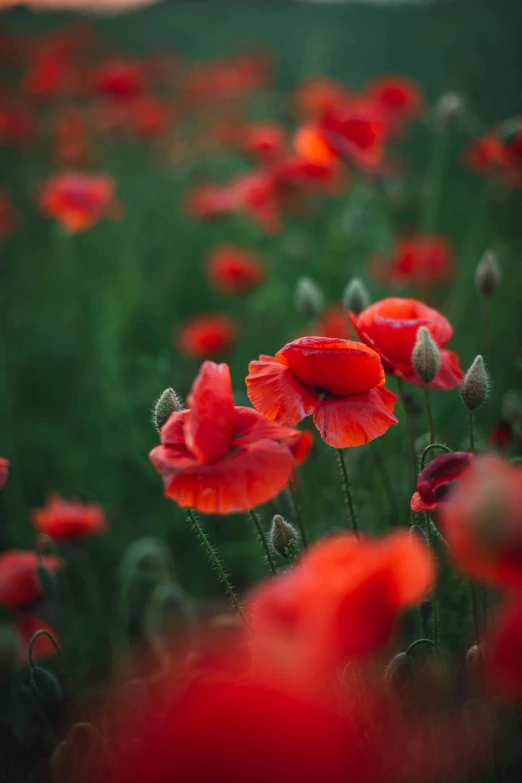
[425, 512, 440, 649]
[396, 376, 418, 486]
[406, 637, 435, 656]
[421, 443, 452, 471]
[370, 443, 398, 527]
[186, 509, 247, 623]
[288, 480, 308, 548]
[28, 630, 63, 671]
[336, 449, 358, 535]
[420, 120, 450, 233]
[249, 509, 277, 575]
[423, 384, 436, 444]
[468, 411, 475, 452]
[482, 296, 491, 365]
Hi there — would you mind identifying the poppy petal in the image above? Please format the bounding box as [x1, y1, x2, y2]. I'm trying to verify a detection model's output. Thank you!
[185, 362, 236, 463]
[246, 355, 319, 426]
[384, 531, 435, 605]
[410, 492, 435, 513]
[164, 440, 295, 515]
[313, 387, 398, 448]
[160, 410, 191, 445]
[232, 406, 305, 444]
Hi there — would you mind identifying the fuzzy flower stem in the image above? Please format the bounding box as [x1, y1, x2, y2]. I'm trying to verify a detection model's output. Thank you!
[336, 449, 358, 535]
[423, 384, 436, 444]
[28, 630, 63, 672]
[186, 508, 247, 624]
[425, 512, 440, 649]
[396, 376, 418, 486]
[288, 480, 308, 548]
[249, 509, 277, 575]
[421, 443, 453, 471]
[468, 411, 476, 452]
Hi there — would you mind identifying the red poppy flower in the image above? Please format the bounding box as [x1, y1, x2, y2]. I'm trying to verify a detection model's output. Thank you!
[15, 615, 60, 664]
[206, 245, 265, 295]
[91, 60, 145, 99]
[372, 235, 454, 287]
[490, 419, 514, 450]
[31, 493, 108, 541]
[129, 96, 170, 138]
[293, 77, 350, 119]
[38, 171, 118, 232]
[248, 531, 434, 679]
[238, 122, 287, 163]
[366, 76, 423, 134]
[0, 103, 34, 146]
[52, 109, 90, 166]
[350, 298, 463, 390]
[317, 305, 351, 339]
[0, 551, 62, 613]
[149, 361, 306, 514]
[182, 53, 272, 103]
[23, 54, 72, 101]
[485, 598, 522, 699]
[438, 454, 522, 589]
[176, 314, 238, 359]
[0, 457, 9, 490]
[411, 451, 473, 513]
[246, 337, 398, 448]
[0, 192, 17, 240]
[464, 133, 508, 179]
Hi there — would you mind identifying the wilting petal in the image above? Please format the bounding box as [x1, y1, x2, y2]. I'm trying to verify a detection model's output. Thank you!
[246, 355, 319, 426]
[164, 440, 294, 515]
[185, 362, 235, 463]
[313, 386, 398, 448]
[278, 337, 384, 397]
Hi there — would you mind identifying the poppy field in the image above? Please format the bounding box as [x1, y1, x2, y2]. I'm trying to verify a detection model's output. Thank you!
[1, 1, 522, 781]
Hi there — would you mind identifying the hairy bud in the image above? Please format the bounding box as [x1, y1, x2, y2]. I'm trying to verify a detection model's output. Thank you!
[475, 250, 501, 297]
[412, 327, 441, 384]
[384, 652, 413, 694]
[269, 515, 299, 559]
[153, 388, 183, 432]
[435, 92, 466, 125]
[30, 666, 62, 701]
[294, 276, 323, 318]
[144, 583, 195, 659]
[342, 277, 371, 315]
[461, 356, 489, 410]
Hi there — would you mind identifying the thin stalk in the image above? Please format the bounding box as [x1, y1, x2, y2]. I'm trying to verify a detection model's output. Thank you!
[482, 296, 492, 365]
[424, 511, 440, 649]
[423, 384, 436, 444]
[396, 376, 418, 486]
[288, 480, 308, 548]
[370, 443, 398, 527]
[186, 509, 247, 623]
[336, 449, 358, 535]
[249, 509, 277, 575]
[421, 443, 452, 471]
[420, 120, 450, 233]
[468, 411, 476, 453]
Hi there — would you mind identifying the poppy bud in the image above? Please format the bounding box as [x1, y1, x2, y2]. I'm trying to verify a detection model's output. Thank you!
[120, 537, 174, 584]
[0, 626, 19, 684]
[435, 91, 465, 124]
[502, 390, 522, 422]
[461, 355, 489, 410]
[269, 514, 299, 559]
[412, 327, 441, 384]
[144, 583, 195, 659]
[37, 564, 59, 602]
[465, 643, 483, 676]
[475, 250, 500, 297]
[294, 276, 323, 318]
[153, 388, 183, 432]
[342, 277, 371, 315]
[384, 651, 413, 694]
[30, 665, 62, 701]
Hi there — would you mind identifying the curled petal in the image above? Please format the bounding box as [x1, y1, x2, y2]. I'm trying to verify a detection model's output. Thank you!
[185, 362, 236, 463]
[410, 492, 436, 513]
[313, 386, 398, 448]
[246, 355, 319, 426]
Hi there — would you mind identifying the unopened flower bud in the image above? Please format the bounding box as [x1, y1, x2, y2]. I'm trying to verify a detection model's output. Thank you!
[475, 250, 500, 297]
[502, 390, 522, 423]
[342, 277, 371, 315]
[294, 276, 323, 318]
[30, 666, 62, 701]
[466, 644, 483, 675]
[384, 652, 413, 694]
[120, 537, 174, 584]
[435, 92, 466, 125]
[461, 356, 489, 410]
[144, 583, 195, 658]
[153, 388, 183, 432]
[412, 327, 441, 384]
[269, 514, 299, 559]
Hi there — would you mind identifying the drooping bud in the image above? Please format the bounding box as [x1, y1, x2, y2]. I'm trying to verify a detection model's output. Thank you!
[30, 666, 62, 701]
[269, 514, 299, 559]
[475, 250, 501, 297]
[144, 583, 196, 660]
[384, 652, 413, 694]
[342, 277, 371, 315]
[152, 388, 183, 432]
[461, 356, 489, 410]
[412, 327, 441, 384]
[294, 276, 323, 318]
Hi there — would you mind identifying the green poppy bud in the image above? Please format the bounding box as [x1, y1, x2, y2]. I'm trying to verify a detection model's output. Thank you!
[342, 277, 371, 315]
[153, 388, 183, 432]
[412, 327, 441, 384]
[294, 276, 323, 318]
[475, 250, 500, 297]
[461, 356, 489, 410]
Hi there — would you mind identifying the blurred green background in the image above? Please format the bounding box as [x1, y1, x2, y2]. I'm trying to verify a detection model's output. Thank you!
[1, 0, 522, 650]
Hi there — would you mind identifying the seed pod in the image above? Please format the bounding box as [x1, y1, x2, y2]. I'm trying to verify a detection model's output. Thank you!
[475, 250, 500, 297]
[342, 278, 371, 315]
[294, 276, 323, 318]
[269, 515, 299, 559]
[30, 666, 62, 701]
[153, 388, 183, 432]
[384, 652, 414, 694]
[412, 327, 441, 384]
[461, 356, 489, 410]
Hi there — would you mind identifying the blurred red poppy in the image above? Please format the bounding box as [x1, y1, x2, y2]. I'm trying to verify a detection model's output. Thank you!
[465, 133, 507, 177]
[0, 458, 9, 490]
[38, 171, 118, 232]
[350, 298, 463, 390]
[129, 95, 171, 138]
[0, 103, 34, 147]
[485, 598, 522, 699]
[366, 76, 423, 135]
[246, 336, 398, 448]
[490, 419, 514, 450]
[411, 451, 473, 513]
[91, 60, 145, 99]
[0, 551, 62, 613]
[52, 109, 90, 166]
[149, 361, 306, 514]
[23, 53, 74, 101]
[293, 76, 350, 119]
[249, 531, 434, 679]
[206, 245, 265, 295]
[31, 493, 108, 541]
[182, 53, 272, 103]
[372, 235, 454, 287]
[0, 191, 17, 240]
[465, 119, 522, 189]
[176, 314, 238, 359]
[438, 454, 522, 590]
[317, 305, 351, 339]
[15, 615, 60, 664]
[238, 122, 287, 163]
